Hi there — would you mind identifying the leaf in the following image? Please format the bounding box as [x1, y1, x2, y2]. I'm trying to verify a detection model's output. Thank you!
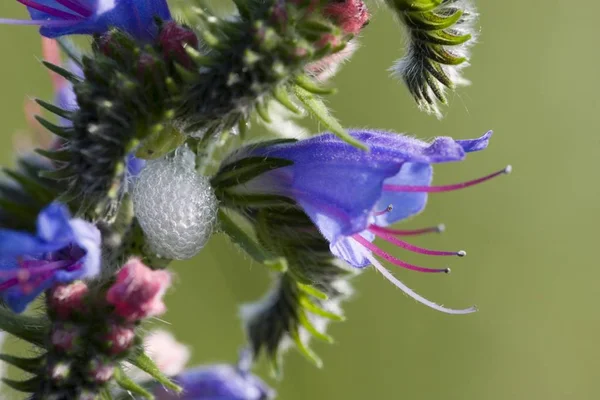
[114, 367, 154, 399]
[0, 307, 48, 347]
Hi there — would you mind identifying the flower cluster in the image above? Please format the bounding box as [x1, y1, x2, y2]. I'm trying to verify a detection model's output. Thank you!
[0, 0, 508, 399]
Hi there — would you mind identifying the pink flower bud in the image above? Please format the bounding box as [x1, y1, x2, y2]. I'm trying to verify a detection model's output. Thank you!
[324, 0, 370, 35]
[158, 21, 199, 68]
[88, 358, 115, 384]
[106, 258, 171, 322]
[51, 324, 80, 352]
[49, 281, 89, 320]
[104, 323, 136, 355]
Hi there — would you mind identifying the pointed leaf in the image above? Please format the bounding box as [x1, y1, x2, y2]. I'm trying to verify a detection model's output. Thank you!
[127, 350, 182, 394]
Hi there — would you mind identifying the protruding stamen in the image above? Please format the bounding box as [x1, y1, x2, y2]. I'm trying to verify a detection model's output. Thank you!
[374, 224, 445, 236]
[0, 18, 74, 26]
[54, 0, 92, 17]
[357, 246, 477, 315]
[352, 235, 449, 273]
[373, 204, 393, 217]
[383, 166, 512, 193]
[16, 0, 80, 20]
[369, 225, 465, 257]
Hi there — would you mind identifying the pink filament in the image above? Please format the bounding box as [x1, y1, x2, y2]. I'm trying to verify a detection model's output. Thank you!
[383, 166, 511, 193]
[54, 0, 92, 17]
[372, 225, 444, 236]
[369, 225, 462, 257]
[352, 234, 448, 273]
[17, 0, 81, 20]
[0, 259, 71, 279]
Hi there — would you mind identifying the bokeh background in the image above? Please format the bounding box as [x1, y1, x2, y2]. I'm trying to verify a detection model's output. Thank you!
[0, 1, 598, 399]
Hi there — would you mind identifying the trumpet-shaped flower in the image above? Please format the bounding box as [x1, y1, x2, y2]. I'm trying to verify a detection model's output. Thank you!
[0, 202, 101, 313]
[154, 364, 274, 400]
[222, 130, 510, 314]
[1, 0, 172, 41]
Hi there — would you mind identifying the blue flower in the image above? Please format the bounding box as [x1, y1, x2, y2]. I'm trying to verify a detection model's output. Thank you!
[1, 0, 172, 40]
[224, 130, 510, 314]
[154, 364, 275, 400]
[0, 202, 101, 313]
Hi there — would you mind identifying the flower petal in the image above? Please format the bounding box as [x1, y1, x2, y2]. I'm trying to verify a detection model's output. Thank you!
[374, 162, 432, 226]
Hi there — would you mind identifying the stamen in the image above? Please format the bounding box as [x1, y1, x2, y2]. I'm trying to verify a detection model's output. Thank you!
[357, 245, 477, 315]
[0, 18, 75, 26]
[383, 165, 512, 193]
[352, 235, 449, 273]
[0, 259, 71, 279]
[54, 0, 92, 17]
[373, 204, 393, 217]
[374, 224, 445, 236]
[17, 0, 81, 20]
[369, 225, 465, 257]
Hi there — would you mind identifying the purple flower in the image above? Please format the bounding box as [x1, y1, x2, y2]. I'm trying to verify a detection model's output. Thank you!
[154, 364, 274, 400]
[0, 202, 101, 313]
[1, 0, 172, 41]
[224, 130, 510, 314]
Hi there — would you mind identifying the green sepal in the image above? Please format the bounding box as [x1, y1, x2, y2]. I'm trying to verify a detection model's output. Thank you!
[294, 75, 335, 95]
[297, 283, 328, 301]
[299, 296, 345, 321]
[35, 149, 71, 163]
[135, 126, 186, 160]
[2, 376, 41, 393]
[114, 367, 155, 399]
[39, 166, 74, 180]
[212, 156, 293, 189]
[289, 329, 323, 368]
[297, 309, 334, 343]
[218, 210, 288, 273]
[42, 61, 81, 84]
[404, 8, 463, 31]
[99, 388, 115, 400]
[414, 29, 472, 47]
[0, 354, 44, 374]
[35, 99, 74, 122]
[127, 350, 182, 394]
[34, 116, 72, 139]
[3, 169, 55, 203]
[293, 85, 368, 151]
[0, 305, 49, 347]
[272, 86, 302, 114]
[255, 100, 272, 123]
[386, 0, 443, 12]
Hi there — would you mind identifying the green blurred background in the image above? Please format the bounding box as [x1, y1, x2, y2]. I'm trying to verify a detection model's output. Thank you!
[0, 1, 598, 399]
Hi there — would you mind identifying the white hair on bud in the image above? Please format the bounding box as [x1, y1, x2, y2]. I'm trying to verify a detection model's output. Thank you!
[132, 146, 218, 260]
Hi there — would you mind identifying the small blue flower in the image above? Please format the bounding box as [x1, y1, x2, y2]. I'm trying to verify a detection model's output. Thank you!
[1, 0, 172, 40]
[0, 202, 101, 313]
[154, 364, 275, 400]
[225, 130, 510, 314]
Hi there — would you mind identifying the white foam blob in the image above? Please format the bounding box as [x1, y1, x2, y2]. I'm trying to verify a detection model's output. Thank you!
[132, 147, 218, 260]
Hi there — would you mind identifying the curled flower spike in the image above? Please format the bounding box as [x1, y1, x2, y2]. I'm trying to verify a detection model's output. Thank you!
[218, 130, 510, 314]
[0, 0, 172, 41]
[0, 202, 101, 313]
[106, 258, 171, 322]
[386, 0, 478, 117]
